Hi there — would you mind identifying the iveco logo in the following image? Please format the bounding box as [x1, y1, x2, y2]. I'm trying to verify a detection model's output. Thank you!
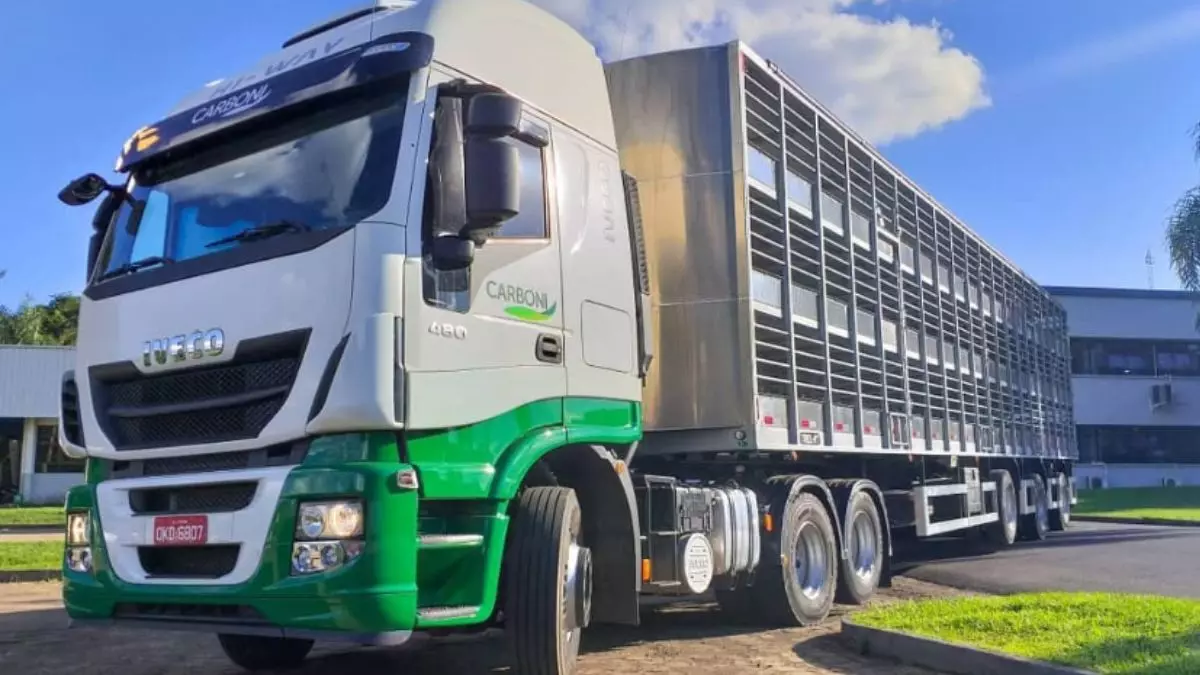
[143, 328, 225, 367]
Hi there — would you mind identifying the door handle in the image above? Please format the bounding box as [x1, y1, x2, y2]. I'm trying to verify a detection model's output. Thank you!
[536, 334, 563, 364]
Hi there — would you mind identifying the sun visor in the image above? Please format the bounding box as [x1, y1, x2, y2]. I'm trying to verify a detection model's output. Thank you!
[115, 31, 434, 172]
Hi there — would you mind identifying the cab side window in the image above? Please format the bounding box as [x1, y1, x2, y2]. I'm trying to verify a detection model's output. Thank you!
[495, 138, 549, 239]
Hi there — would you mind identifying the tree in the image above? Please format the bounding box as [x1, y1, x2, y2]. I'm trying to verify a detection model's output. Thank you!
[1166, 124, 1200, 294]
[0, 292, 80, 346]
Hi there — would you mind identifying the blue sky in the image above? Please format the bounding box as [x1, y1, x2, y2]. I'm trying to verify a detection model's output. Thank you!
[1, 0, 1199, 307]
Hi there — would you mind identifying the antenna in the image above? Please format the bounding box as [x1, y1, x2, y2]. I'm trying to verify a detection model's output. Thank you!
[1145, 249, 1155, 290]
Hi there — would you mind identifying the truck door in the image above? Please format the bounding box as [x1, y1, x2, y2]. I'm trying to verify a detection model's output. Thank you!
[404, 110, 566, 431]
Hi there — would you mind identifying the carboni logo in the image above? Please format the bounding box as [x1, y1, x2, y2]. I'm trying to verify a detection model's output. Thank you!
[486, 281, 557, 322]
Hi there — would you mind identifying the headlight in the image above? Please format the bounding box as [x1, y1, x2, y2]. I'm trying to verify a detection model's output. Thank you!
[295, 501, 364, 541]
[66, 512, 90, 546]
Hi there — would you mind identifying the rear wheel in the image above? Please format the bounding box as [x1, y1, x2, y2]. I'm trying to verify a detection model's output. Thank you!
[984, 470, 1019, 548]
[1050, 472, 1071, 531]
[754, 492, 838, 625]
[505, 486, 590, 675]
[216, 634, 312, 672]
[1020, 474, 1050, 542]
[836, 491, 883, 605]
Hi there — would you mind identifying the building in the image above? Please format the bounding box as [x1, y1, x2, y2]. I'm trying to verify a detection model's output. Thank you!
[1046, 286, 1200, 488]
[0, 345, 80, 504]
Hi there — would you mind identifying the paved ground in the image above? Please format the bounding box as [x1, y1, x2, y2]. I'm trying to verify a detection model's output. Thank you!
[897, 520, 1200, 598]
[0, 578, 959, 675]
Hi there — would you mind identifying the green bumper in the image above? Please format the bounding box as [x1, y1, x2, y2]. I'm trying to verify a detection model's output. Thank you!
[62, 433, 509, 642]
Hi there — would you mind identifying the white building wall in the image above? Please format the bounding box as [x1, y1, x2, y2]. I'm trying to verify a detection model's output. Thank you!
[0, 347, 81, 505]
[1048, 287, 1200, 488]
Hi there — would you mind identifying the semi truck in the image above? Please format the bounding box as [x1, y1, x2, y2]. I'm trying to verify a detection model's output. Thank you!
[54, 0, 1077, 673]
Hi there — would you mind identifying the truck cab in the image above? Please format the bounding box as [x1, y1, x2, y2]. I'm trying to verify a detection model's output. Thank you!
[57, 1, 646, 671]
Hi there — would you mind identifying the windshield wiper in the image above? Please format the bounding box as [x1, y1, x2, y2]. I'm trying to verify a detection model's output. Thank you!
[96, 256, 173, 282]
[206, 220, 313, 249]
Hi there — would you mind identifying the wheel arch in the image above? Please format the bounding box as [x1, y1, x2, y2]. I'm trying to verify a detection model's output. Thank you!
[765, 474, 843, 565]
[497, 443, 642, 627]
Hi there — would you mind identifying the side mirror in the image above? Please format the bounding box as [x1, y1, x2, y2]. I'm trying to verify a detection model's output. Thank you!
[86, 191, 121, 282]
[428, 235, 475, 271]
[58, 173, 112, 207]
[466, 93, 522, 138]
[463, 136, 520, 232]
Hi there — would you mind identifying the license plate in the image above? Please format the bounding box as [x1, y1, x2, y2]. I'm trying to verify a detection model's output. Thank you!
[152, 515, 208, 546]
[799, 431, 821, 445]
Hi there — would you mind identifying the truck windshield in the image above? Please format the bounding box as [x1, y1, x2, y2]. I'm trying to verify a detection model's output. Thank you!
[95, 83, 408, 281]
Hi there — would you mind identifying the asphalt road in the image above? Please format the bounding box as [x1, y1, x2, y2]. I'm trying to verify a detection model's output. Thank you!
[896, 520, 1200, 599]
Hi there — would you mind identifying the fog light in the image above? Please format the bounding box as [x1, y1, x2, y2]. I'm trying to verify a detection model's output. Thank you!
[65, 546, 93, 574]
[290, 540, 364, 576]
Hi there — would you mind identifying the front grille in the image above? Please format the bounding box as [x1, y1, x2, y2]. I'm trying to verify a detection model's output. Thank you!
[129, 482, 257, 515]
[90, 329, 309, 450]
[138, 545, 240, 579]
[113, 602, 265, 625]
[105, 442, 309, 479]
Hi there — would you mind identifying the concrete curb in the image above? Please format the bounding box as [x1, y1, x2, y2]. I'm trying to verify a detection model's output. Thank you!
[0, 569, 62, 583]
[841, 619, 1096, 675]
[1073, 515, 1200, 528]
[0, 525, 63, 535]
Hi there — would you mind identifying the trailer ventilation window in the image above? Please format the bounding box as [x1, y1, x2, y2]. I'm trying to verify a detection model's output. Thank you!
[750, 269, 783, 316]
[862, 409, 882, 437]
[756, 395, 788, 428]
[831, 405, 855, 435]
[855, 309, 877, 345]
[825, 298, 849, 337]
[790, 284, 820, 327]
[796, 399, 823, 435]
[786, 172, 813, 216]
[904, 327, 920, 360]
[850, 212, 872, 250]
[900, 242, 916, 274]
[820, 193, 845, 235]
[747, 146, 777, 197]
[882, 319, 899, 353]
[919, 251, 934, 285]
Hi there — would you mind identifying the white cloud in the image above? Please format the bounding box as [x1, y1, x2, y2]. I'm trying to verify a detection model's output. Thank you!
[531, 0, 990, 144]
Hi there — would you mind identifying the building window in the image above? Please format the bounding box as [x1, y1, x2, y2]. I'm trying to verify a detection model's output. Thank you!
[1077, 425, 1200, 464]
[936, 265, 951, 293]
[826, 297, 849, 336]
[925, 333, 940, 364]
[1069, 338, 1183, 377]
[820, 193, 845, 235]
[882, 319, 899, 353]
[878, 238, 895, 262]
[786, 172, 813, 215]
[751, 269, 783, 316]
[851, 211, 872, 250]
[747, 145, 777, 195]
[919, 251, 934, 284]
[35, 424, 84, 474]
[791, 283, 820, 327]
[900, 242, 916, 274]
[856, 309, 877, 345]
[905, 327, 921, 360]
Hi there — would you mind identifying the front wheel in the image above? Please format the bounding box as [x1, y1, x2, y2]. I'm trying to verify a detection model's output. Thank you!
[216, 634, 313, 672]
[505, 486, 590, 675]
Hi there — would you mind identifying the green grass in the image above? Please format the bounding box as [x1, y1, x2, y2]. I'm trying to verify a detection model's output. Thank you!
[0, 541, 63, 571]
[1075, 487, 1200, 522]
[0, 505, 64, 527]
[855, 593, 1200, 674]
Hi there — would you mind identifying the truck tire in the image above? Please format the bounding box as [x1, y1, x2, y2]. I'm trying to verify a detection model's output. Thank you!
[755, 492, 838, 625]
[984, 470, 1018, 548]
[216, 634, 313, 671]
[835, 491, 883, 605]
[505, 486, 590, 675]
[1050, 472, 1071, 531]
[1019, 474, 1050, 542]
